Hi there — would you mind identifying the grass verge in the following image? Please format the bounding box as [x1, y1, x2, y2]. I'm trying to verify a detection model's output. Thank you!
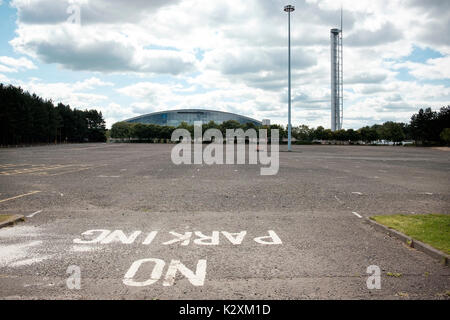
[372, 214, 450, 255]
[0, 215, 16, 224]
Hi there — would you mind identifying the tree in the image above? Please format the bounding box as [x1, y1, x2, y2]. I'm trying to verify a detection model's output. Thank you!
[334, 129, 348, 141]
[381, 122, 405, 144]
[177, 121, 194, 138]
[410, 108, 438, 144]
[268, 124, 287, 143]
[220, 120, 241, 136]
[323, 129, 333, 141]
[312, 126, 326, 140]
[242, 122, 259, 132]
[0, 84, 106, 145]
[160, 125, 175, 140]
[203, 121, 220, 135]
[85, 109, 106, 142]
[440, 128, 450, 145]
[292, 125, 312, 141]
[110, 122, 133, 139]
[358, 126, 378, 144]
[132, 123, 148, 141]
[436, 106, 450, 144]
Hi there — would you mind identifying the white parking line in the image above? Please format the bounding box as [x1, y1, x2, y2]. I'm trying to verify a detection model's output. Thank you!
[27, 210, 42, 218]
[351, 192, 363, 195]
[352, 212, 362, 218]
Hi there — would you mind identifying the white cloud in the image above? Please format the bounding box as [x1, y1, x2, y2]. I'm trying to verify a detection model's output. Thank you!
[394, 56, 450, 80]
[101, 102, 137, 127]
[346, 72, 387, 84]
[0, 65, 16, 73]
[12, 0, 181, 24]
[0, 73, 9, 83]
[3, 76, 112, 109]
[0, 56, 36, 72]
[130, 102, 155, 115]
[10, 24, 197, 74]
[117, 82, 174, 102]
[72, 77, 114, 91]
[346, 22, 403, 47]
[3, 0, 450, 129]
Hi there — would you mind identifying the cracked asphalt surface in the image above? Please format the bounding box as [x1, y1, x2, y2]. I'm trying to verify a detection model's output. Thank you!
[0, 143, 449, 299]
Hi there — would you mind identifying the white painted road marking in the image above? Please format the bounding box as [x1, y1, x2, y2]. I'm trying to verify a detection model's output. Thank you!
[27, 210, 42, 218]
[352, 212, 362, 218]
[352, 192, 363, 195]
[73, 229, 282, 246]
[123, 258, 207, 287]
[73, 229, 281, 288]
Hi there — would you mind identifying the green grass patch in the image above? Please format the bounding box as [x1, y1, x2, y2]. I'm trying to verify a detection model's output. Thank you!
[386, 272, 402, 277]
[0, 215, 15, 224]
[372, 214, 450, 254]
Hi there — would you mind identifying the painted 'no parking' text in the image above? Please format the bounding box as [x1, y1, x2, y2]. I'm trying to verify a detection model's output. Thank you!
[72, 229, 282, 287]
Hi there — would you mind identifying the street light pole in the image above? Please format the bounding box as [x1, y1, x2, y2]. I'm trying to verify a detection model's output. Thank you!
[284, 5, 294, 152]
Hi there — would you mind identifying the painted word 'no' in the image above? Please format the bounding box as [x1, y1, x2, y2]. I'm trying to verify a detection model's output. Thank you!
[124, 258, 206, 287]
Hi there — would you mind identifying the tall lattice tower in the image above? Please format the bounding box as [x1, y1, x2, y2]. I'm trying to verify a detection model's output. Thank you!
[330, 10, 343, 131]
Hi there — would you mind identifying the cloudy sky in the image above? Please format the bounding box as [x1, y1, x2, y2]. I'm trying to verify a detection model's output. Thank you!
[0, 0, 449, 128]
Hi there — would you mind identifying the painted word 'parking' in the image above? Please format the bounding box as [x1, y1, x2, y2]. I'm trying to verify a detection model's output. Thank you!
[73, 230, 282, 245]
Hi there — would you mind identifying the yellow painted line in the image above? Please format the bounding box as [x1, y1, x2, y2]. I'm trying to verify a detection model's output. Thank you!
[0, 165, 73, 175]
[0, 191, 41, 203]
[0, 163, 104, 176]
[0, 164, 37, 169]
[32, 172, 49, 176]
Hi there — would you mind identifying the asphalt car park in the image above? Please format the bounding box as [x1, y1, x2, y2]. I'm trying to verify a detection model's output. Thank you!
[0, 143, 449, 299]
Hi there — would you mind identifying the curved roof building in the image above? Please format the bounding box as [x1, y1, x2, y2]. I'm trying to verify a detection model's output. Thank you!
[125, 109, 262, 127]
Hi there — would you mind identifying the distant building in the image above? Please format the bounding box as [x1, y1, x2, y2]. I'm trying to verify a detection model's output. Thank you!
[262, 119, 271, 126]
[124, 109, 262, 127]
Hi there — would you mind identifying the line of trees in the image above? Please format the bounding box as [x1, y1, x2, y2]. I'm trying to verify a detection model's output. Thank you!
[3, 82, 445, 146]
[410, 107, 449, 145]
[110, 120, 278, 142]
[291, 106, 449, 145]
[110, 106, 449, 146]
[291, 121, 411, 144]
[0, 84, 107, 145]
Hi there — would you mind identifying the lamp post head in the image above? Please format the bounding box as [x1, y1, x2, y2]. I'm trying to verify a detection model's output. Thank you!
[284, 5, 295, 12]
